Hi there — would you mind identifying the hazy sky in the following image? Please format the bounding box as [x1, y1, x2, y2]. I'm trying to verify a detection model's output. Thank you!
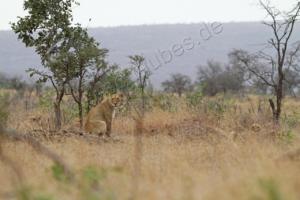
[0, 0, 298, 30]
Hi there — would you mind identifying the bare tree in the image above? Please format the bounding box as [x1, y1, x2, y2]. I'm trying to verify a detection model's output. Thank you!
[230, 1, 300, 122]
[128, 55, 151, 199]
[130, 55, 151, 116]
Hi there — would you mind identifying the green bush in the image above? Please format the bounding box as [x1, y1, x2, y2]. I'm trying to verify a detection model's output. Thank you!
[206, 99, 226, 114]
[51, 163, 69, 183]
[151, 94, 178, 112]
[282, 112, 300, 129]
[257, 179, 283, 200]
[38, 89, 55, 111]
[186, 91, 203, 108]
[16, 186, 54, 200]
[278, 129, 295, 144]
[0, 93, 10, 128]
[62, 100, 78, 124]
[38, 89, 78, 123]
[80, 166, 116, 200]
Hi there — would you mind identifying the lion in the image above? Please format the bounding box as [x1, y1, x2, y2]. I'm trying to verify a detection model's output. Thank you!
[84, 93, 126, 137]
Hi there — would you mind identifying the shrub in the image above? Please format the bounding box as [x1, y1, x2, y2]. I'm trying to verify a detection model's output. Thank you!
[38, 89, 55, 111]
[16, 186, 54, 200]
[257, 179, 283, 200]
[151, 94, 178, 112]
[80, 166, 116, 200]
[282, 112, 300, 129]
[186, 91, 203, 108]
[0, 93, 10, 128]
[61, 99, 78, 124]
[51, 163, 69, 183]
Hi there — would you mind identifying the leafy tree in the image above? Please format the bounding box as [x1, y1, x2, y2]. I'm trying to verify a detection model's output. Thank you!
[12, 0, 78, 129]
[197, 61, 244, 96]
[161, 73, 193, 97]
[0, 73, 28, 91]
[86, 66, 135, 111]
[85, 62, 112, 112]
[66, 26, 109, 128]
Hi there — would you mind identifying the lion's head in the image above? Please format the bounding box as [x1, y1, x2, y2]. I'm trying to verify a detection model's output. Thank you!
[109, 92, 126, 107]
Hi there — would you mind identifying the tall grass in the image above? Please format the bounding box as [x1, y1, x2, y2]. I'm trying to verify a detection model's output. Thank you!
[0, 91, 300, 200]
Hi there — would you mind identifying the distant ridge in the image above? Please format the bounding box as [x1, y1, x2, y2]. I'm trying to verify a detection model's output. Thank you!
[1, 22, 299, 87]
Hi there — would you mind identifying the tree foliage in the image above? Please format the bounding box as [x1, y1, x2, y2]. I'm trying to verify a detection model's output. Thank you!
[65, 25, 109, 127]
[11, 0, 78, 129]
[197, 61, 245, 96]
[85, 65, 135, 112]
[161, 73, 193, 97]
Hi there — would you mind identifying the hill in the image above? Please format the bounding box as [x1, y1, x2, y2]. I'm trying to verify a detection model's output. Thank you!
[1, 22, 299, 87]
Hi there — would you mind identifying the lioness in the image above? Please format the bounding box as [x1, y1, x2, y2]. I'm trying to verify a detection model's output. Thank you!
[84, 93, 125, 137]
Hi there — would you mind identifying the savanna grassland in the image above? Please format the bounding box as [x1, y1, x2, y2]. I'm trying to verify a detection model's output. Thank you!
[0, 90, 300, 200]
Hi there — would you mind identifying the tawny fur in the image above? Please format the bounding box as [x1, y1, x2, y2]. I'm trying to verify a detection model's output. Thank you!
[84, 93, 125, 137]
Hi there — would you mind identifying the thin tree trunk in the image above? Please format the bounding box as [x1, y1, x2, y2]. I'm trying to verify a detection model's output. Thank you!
[178, 91, 182, 97]
[275, 85, 283, 122]
[274, 63, 284, 123]
[78, 102, 83, 129]
[54, 101, 62, 130]
[86, 92, 92, 112]
[269, 98, 276, 118]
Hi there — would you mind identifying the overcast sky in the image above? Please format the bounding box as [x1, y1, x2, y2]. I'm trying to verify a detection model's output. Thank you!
[0, 0, 298, 30]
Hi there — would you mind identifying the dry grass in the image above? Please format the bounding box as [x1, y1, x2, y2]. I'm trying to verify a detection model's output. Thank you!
[0, 92, 300, 200]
